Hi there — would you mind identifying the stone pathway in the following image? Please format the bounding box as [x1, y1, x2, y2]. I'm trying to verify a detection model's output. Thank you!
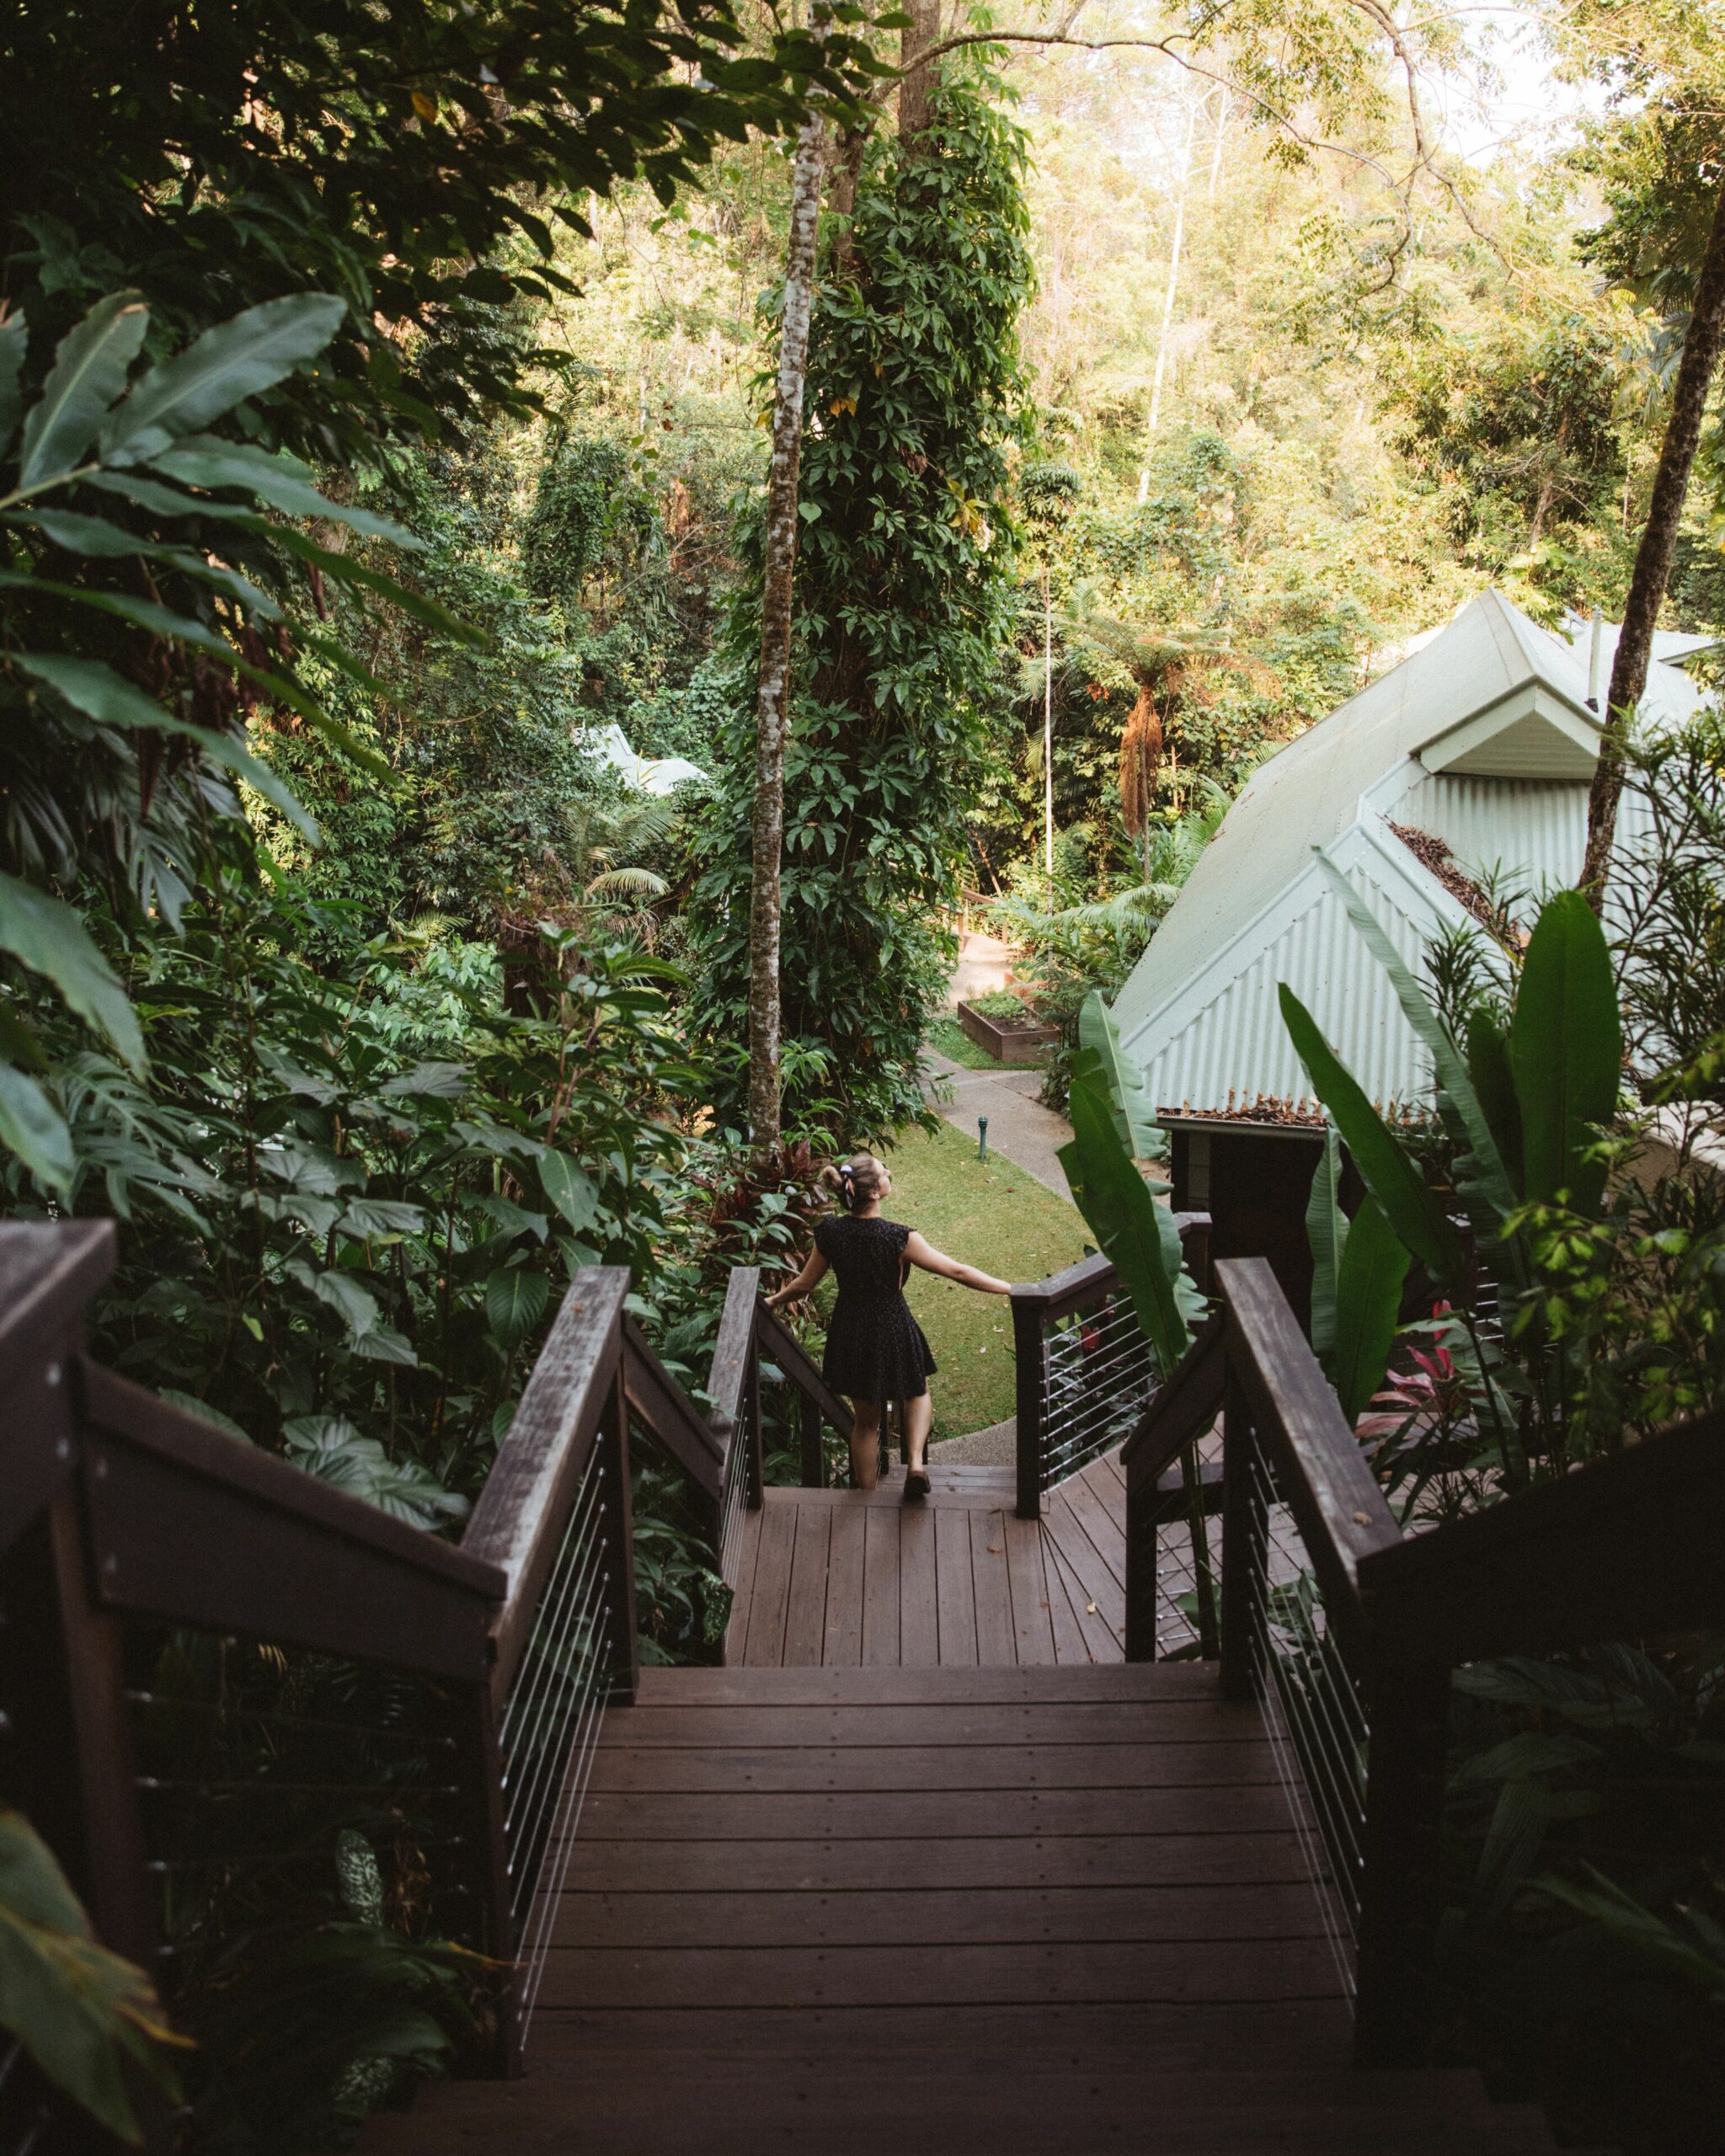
[921, 1048, 1076, 1202]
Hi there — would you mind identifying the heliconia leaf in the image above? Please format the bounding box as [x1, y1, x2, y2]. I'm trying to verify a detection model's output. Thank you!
[0, 1062, 75, 1193]
[1279, 984, 1463, 1286]
[539, 1152, 600, 1237]
[147, 435, 423, 547]
[1077, 989, 1165, 1159]
[1465, 1009, 1523, 1195]
[1057, 1071, 1197, 1381]
[486, 1267, 551, 1350]
[6, 507, 157, 556]
[1313, 850, 1519, 1227]
[0, 867, 144, 1073]
[1328, 1194, 1413, 1425]
[13, 655, 316, 838]
[1509, 890, 1621, 1216]
[16, 290, 148, 490]
[0, 312, 30, 456]
[1305, 1123, 1348, 1365]
[102, 293, 345, 465]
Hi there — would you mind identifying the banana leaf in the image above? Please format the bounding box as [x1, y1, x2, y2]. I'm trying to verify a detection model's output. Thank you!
[1058, 1071, 1198, 1380]
[1508, 890, 1621, 1217]
[1077, 989, 1166, 1160]
[1329, 1194, 1413, 1424]
[1279, 984, 1464, 1287]
[1306, 1123, 1348, 1364]
[1466, 1009, 1524, 1195]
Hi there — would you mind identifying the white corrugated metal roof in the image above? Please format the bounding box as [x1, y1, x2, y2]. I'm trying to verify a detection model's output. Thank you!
[1113, 590, 1702, 1118]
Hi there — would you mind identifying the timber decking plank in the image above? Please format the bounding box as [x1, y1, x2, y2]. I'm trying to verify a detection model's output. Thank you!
[634, 1661, 1226, 1705]
[587, 1740, 1279, 1792]
[822, 1502, 866, 1667]
[969, 1511, 1017, 1666]
[556, 1881, 1330, 1947]
[1044, 1528, 1123, 1663]
[531, 1936, 1343, 2009]
[1005, 1511, 1058, 1666]
[574, 1785, 1291, 1839]
[1060, 1467, 1130, 1593]
[1043, 1494, 1128, 1644]
[601, 1702, 1264, 1748]
[1082, 1448, 1130, 1534]
[742, 1501, 795, 1667]
[782, 1503, 830, 1666]
[1043, 1530, 1095, 1665]
[933, 1508, 978, 1666]
[862, 1507, 900, 1665]
[899, 1502, 939, 1668]
[554, 1831, 1321, 1891]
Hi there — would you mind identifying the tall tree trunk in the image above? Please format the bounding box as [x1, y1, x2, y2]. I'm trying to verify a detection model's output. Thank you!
[1136, 94, 1198, 507]
[898, 0, 941, 144]
[1583, 180, 1725, 907]
[1526, 408, 1570, 549]
[746, 86, 828, 1150]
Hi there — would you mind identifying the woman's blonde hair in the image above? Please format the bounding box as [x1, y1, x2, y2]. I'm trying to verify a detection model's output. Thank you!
[820, 1152, 888, 1214]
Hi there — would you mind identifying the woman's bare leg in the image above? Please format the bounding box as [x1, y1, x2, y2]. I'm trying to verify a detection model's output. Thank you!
[849, 1397, 882, 1490]
[903, 1392, 933, 1472]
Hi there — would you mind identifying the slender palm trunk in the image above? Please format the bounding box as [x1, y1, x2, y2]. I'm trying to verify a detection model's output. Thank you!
[1044, 569, 1055, 881]
[1583, 179, 1725, 907]
[1137, 95, 1198, 507]
[747, 87, 827, 1150]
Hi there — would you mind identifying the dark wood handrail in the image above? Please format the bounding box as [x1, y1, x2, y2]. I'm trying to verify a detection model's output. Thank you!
[622, 1315, 725, 1500]
[1359, 1405, 1725, 1662]
[705, 1267, 759, 1439]
[78, 1359, 505, 1684]
[1012, 1213, 1212, 1517]
[1215, 1257, 1401, 1659]
[754, 1300, 853, 1439]
[463, 1267, 630, 1698]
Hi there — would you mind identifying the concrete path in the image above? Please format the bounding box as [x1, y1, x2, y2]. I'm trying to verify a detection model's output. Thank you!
[921, 1049, 1076, 1203]
[944, 926, 1016, 1008]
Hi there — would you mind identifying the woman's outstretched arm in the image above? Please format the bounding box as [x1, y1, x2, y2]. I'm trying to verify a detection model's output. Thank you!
[904, 1231, 1012, 1296]
[764, 1246, 830, 1309]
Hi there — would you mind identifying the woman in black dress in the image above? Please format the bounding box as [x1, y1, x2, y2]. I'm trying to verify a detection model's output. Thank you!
[765, 1153, 1012, 1497]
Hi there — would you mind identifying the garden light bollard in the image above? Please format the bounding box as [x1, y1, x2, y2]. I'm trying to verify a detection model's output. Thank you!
[978, 1115, 989, 1162]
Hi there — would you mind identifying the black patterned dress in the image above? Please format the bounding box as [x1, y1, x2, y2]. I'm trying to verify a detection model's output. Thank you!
[814, 1214, 940, 1404]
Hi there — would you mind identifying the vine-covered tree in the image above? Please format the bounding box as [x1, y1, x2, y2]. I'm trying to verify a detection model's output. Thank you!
[694, 52, 1035, 1136]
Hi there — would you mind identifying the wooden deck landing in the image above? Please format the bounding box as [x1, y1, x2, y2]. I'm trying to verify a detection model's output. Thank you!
[724, 1455, 1131, 1667]
[364, 1661, 1569, 2154]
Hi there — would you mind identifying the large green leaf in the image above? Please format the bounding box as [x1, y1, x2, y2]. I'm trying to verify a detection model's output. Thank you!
[1057, 1073, 1196, 1380]
[1077, 989, 1165, 1159]
[0, 869, 144, 1071]
[1305, 1123, 1348, 1364]
[1328, 1194, 1413, 1425]
[0, 1806, 184, 2142]
[1279, 984, 1463, 1285]
[485, 1266, 551, 1349]
[0, 312, 30, 457]
[1465, 1009, 1524, 1196]
[147, 436, 422, 547]
[14, 291, 147, 491]
[102, 294, 345, 466]
[0, 1064, 75, 1193]
[539, 1152, 600, 1238]
[1314, 851, 1519, 1228]
[1509, 890, 1621, 1216]
[13, 655, 315, 839]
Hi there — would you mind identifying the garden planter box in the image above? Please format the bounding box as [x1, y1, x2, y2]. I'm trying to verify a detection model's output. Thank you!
[956, 1000, 1059, 1065]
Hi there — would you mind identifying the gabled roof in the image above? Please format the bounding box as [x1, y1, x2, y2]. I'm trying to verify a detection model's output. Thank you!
[1111, 590, 1701, 1121]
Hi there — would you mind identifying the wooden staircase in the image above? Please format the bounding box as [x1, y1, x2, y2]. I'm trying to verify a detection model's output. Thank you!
[363, 1660, 1581, 2153]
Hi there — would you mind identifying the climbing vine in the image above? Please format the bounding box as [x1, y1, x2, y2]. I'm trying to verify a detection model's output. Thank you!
[692, 61, 1035, 1137]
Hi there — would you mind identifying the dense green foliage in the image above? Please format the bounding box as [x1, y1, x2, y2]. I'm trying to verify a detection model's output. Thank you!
[690, 64, 1037, 1138]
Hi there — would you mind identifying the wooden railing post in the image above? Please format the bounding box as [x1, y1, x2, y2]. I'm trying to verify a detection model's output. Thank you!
[1219, 1359, 1267, 1703]
[597, 1359, 640, 1705]
[1011, 1285, 1046, 1519]
[447, 1674, 518, 2075]
[1353, 1654, 1451, 2067]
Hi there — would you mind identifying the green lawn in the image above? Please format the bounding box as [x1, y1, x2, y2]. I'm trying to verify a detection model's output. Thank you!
[882, 1119, 1089, 1440]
